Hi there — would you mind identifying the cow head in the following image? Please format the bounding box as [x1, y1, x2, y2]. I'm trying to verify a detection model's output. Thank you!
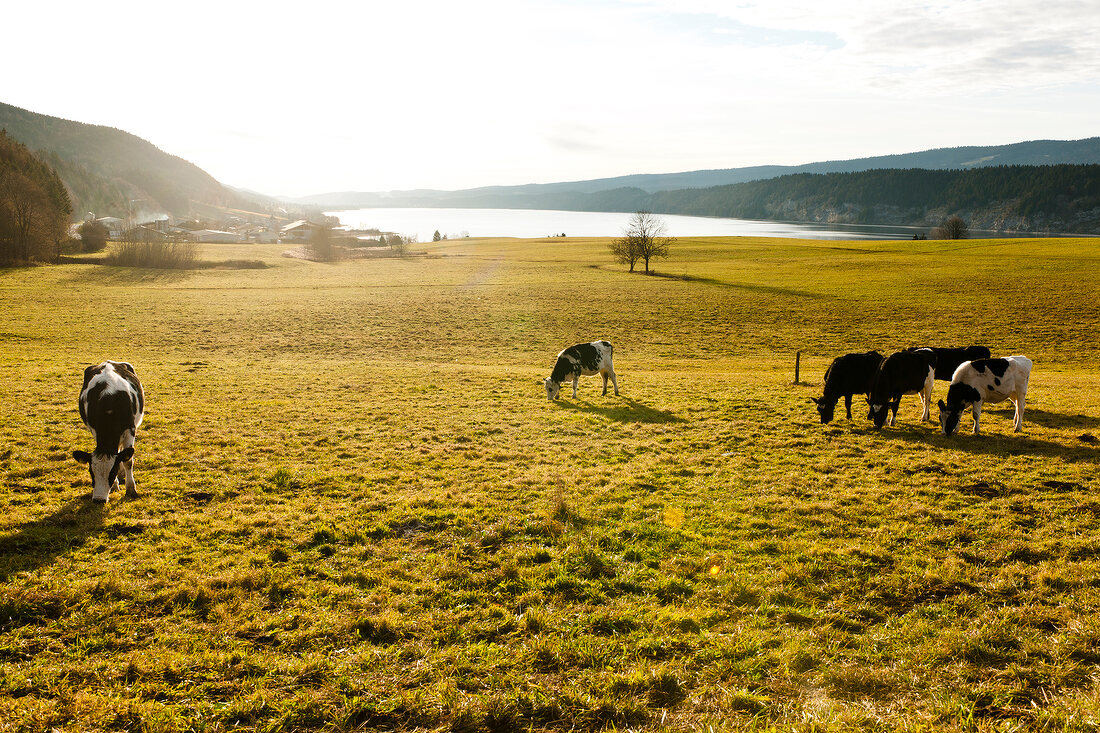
[938, 399, 962, 436]
[73, 446, 134, 503]
[866, 397, 889, 429]
[544, 377, 561, 401]
[809, 396, 835, 424]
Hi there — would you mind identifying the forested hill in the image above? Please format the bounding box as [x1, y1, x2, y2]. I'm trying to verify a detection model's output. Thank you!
[310, 165, 1100, 234]
[293, 137, 1100, 208]
[643, 165, 1100, 234]
[0, 101, 253, 219]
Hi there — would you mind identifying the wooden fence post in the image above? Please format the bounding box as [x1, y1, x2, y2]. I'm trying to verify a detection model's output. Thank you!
[794, 350, 801, 385]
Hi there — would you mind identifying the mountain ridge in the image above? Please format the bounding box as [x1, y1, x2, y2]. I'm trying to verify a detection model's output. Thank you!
[287, 137, 1100, 208]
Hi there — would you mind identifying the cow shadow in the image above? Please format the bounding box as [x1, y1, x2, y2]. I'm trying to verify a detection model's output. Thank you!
[986, 407, 1100, 431]
[0, 497, 108, 583]
[555, 397, 685, 424]
[858, 421, 1100, 462]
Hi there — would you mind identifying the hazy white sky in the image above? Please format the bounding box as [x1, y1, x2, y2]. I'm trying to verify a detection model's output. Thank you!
[4, 0, 1099, 196]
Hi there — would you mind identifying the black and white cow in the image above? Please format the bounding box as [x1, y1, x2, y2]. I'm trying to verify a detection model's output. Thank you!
[938, 356, 1032, 436]
[906, 345, 991, 381]
[810, 350, 884, 423]
[72, 361, 145, 504]
[866, 349, 936, 428]
[544, 341, 618, 400]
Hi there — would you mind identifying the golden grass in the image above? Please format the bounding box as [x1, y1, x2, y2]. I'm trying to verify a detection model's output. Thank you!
[2, 235, 1100, 731]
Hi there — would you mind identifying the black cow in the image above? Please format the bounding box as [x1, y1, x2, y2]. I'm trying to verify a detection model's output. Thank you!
[906, 345, 991, 381]
[867, 350, 936, 428]
[72, 361, 145, 503]
[543, 341, 618, 400]
[810, 350, 884, 423]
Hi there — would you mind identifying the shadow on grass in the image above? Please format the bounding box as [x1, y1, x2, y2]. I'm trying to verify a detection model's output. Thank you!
[0, 497, 107, 583]
[644, 271, 828, 299]
[585, 264, 827, 299]
[61, 265, 194, 285]
[555, 397, 685, 424]
[989, 407, 1100, 431]
[854, 420, 1100, 462]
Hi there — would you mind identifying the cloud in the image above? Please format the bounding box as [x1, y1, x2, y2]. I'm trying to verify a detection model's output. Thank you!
[618, 0, 1100, 94]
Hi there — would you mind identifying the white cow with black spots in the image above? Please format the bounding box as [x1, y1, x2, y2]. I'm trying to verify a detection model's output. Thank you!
[72, 361, 145, 503]
[543, 340, 619, 400]
[938, 356, 1032, 435]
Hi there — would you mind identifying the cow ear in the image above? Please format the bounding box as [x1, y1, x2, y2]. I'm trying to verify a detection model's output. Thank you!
[73, 450, 92, 464]
[117, 446, 135, 462]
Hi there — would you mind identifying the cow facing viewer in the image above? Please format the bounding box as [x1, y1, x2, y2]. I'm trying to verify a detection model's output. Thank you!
[544, 341, 619, 400]
[72, 361, 145, 504]
[938, 356, 1032, 435]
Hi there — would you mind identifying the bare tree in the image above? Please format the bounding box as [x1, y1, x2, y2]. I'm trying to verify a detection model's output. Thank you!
[0, 169, 51, 263]
[932, 215, 969, 240]
[610, 211, 674, 274]
[608, 234, 641, 272]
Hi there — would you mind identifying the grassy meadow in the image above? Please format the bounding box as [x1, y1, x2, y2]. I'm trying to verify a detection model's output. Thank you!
[2, 234, 1100, 731]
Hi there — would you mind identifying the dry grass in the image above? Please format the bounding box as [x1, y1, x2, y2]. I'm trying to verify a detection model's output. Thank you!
[1, 235, 1100, 731]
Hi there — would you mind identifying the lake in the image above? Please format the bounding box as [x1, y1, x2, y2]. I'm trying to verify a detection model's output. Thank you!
[326, 207, 1061, 241]
[327, 207, 929, 241]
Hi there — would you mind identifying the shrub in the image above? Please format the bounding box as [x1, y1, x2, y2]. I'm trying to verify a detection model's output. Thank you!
[77, 220, 109, 252]
[106, 241, 197, 269]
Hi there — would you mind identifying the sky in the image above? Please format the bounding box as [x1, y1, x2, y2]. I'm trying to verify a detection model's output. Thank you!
[3, 0, 1100, 197]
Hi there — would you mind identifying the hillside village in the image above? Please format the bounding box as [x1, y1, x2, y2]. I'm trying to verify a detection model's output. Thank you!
[78, 211, 397, 246]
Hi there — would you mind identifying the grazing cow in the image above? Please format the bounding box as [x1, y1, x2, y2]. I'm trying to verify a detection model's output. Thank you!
[810, 350, 884, 423]
[544, 341, 618, 400]
[866, 349, 936, 428]
[938, 356, 1032, 435]
[72, 361, 145, 504]
[906, 345, 992, 381]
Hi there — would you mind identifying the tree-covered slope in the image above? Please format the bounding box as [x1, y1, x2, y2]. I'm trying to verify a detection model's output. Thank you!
[0, 101, 252, 219]
[646, 165, 1100, 233]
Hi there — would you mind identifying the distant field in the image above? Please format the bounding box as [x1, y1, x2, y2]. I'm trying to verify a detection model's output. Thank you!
[2, 236, 1100, 731]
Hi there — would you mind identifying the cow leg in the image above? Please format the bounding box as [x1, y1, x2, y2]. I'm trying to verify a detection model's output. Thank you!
[889, 399, 900, 427]
[121, 432, 138, 497]
[921, 374, 934, 422]
[572, 376, 579, 398]
[844, 394, 852, 420]
[601, 371, 609, 396]
[1012, 393, 1025, 432]
[971, 403, 982, 435]
[608, 368, 619, 396]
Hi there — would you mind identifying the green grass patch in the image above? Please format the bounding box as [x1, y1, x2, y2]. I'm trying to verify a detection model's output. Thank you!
[2, 235, 1100, 730]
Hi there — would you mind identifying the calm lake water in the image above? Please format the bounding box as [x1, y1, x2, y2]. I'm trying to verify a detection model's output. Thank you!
[327, 207, 1071, 241]
[328, 207, 928, 240]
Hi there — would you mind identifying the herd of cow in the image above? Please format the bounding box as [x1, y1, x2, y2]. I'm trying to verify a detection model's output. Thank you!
[810, 345, 1033, 435]
[72, 342, 1032, 504]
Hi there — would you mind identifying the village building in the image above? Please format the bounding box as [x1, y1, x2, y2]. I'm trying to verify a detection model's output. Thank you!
[189, 229, 244, 243]
[280, 220, 322, 243]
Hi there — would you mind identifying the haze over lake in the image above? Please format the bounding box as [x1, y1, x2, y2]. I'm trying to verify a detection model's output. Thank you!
[328, 207, 936, 241]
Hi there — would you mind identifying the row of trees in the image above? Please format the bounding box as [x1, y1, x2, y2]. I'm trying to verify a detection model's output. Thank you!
[0, 130, 72, 264]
